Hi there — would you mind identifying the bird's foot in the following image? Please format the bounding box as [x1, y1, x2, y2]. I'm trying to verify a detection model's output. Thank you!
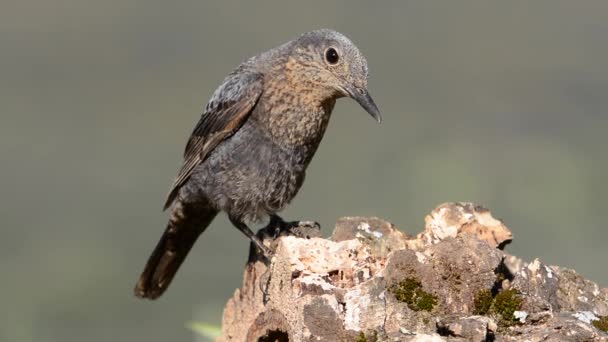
[251, 237, 274, 258]
[248, 216, 321, 264]
[229, 215, 275, 263]
[294, 220, 321, 231]
[246, 235, 274, 265]
[287, 220, 322, 239]
[268, 215, 322, 239]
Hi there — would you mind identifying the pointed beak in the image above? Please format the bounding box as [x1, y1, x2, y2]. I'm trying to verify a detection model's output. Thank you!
[346, 86, 382, 123]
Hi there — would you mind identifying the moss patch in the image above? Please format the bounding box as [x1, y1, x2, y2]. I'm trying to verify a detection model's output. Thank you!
[473, 289, 493, 315]
[473, 288, 523, 327]
[355, 331, 378, 342]
[389, 277, 438, 312]
[593, 316, 608, 333]
[493, 289, 524, 325]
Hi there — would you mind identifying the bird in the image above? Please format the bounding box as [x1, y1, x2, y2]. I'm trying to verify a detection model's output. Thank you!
[134, 29, 381, 299]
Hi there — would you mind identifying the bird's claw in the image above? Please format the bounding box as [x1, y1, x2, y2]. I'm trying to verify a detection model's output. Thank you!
[272, 218, 322, 239]
[295, 220, 321, 231]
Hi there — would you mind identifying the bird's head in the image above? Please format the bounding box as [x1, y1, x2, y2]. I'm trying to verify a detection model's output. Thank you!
[290, 29, 382, 123]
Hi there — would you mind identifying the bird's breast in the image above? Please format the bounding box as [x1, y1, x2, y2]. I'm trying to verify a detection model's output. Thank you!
[255, 94, 335, 149]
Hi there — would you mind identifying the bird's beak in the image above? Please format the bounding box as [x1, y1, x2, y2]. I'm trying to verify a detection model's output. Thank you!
[345, 86, 382, 123]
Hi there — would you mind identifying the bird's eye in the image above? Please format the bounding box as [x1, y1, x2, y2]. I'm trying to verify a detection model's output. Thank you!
[325, 48, 339, 65]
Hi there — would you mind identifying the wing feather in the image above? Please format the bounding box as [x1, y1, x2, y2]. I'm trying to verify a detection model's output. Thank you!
[163, 71, 263, 209]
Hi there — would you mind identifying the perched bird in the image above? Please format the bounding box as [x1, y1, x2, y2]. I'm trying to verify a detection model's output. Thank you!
[134, 29, 381, 299]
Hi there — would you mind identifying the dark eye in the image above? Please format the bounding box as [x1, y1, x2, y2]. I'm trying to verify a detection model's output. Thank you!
[325, 48, 339, 65]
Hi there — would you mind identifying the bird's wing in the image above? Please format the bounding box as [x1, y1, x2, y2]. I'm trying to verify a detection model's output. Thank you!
[163, 71, 264, 210]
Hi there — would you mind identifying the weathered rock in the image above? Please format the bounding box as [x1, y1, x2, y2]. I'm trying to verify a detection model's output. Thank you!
[218, 202, 608, 342]
[436, 315, 497, 341]
[415, 202, 513, 250]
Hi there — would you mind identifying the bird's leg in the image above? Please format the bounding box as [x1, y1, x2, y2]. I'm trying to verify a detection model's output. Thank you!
[229, 216, 273, 257]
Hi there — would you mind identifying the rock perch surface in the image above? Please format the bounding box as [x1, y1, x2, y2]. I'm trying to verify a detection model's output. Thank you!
[218, 203, 608, 341]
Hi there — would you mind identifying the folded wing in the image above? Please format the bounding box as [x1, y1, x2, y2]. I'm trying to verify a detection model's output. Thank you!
[163, 71, 264, 210]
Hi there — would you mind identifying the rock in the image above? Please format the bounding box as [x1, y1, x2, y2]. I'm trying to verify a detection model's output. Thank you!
[415, 202, 513, 249]
[436, 315, 497, 341]
[217, 202, 608, 342]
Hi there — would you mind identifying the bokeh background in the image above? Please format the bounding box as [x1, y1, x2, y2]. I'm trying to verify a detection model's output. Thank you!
[2, 1, 607, 341]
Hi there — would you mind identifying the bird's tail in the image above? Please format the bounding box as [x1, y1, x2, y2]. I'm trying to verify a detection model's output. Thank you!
[134, 200, 218, 299]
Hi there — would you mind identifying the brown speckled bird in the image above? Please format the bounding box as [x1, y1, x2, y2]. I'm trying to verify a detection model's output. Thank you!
[134, 29, 381, 299]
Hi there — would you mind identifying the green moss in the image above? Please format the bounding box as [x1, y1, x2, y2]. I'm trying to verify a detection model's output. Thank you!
[389, 277, 438, 312]
[416, 292, 439, 311]
[593, 316, 608, 333]
[472, 288, 523, 327]
[473, 289, 493, 315]
[493, 289, 523, 325]
[356, 331, 378, 342]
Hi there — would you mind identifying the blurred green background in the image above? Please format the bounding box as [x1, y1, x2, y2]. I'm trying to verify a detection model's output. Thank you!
[2, 1, 607, 341]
